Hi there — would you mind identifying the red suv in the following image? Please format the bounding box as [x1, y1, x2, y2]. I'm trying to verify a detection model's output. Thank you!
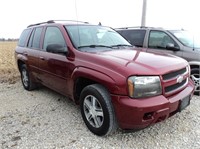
[15, 20, 194, 136]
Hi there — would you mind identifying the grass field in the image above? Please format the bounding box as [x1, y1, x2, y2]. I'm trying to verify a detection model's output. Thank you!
[0, 41, 19, 83]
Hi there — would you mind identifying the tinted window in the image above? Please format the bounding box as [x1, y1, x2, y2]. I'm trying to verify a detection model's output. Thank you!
[28, 29, 34, 48]
[149, 31, 176, 49]
[118, 30, 146, 47]
[43, 27, 66, 51]
[28, 27, 43, 49]
[18, 29, 31, 47]
[32, 27, 43, 49]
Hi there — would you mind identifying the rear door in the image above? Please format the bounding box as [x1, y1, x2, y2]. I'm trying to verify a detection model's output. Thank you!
[25, 27, 43, 80]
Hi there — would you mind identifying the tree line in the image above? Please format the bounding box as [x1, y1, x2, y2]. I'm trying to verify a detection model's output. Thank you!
[0, 38, 19, 41]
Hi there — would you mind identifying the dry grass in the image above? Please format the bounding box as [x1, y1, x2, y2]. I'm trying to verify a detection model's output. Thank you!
[0, 41, 20, 84]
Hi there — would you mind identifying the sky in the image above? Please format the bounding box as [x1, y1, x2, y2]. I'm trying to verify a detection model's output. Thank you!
[1, 0, 200, 39]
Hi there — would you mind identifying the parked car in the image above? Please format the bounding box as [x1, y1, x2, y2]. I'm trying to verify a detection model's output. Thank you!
[116, 27, 200, 95]
[15, 20, 194, 136]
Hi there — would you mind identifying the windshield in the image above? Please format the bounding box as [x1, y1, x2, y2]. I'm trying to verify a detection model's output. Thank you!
[169, 30, 200, 48]
[65, 25, 131, 51]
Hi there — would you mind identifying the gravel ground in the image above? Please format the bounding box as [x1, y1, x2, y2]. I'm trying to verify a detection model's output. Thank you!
[0, 81, 200, 149]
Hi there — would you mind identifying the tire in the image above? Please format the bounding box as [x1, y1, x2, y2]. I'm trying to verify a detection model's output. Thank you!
[20, 64, 37, 91]
[80, 84, 117, 136]
[190, 68, 200, 96]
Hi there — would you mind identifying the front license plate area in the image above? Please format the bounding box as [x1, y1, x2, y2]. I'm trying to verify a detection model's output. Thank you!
[178, 95, 190, 112]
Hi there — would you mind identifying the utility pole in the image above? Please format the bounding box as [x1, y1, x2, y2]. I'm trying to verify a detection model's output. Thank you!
[141, 0, 147, 27]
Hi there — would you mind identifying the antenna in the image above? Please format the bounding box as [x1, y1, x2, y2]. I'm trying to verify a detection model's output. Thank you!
[74, 0, 81, 47]
[74, 0, 79, 21]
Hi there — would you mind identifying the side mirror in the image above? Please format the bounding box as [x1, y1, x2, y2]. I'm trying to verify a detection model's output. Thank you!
[166, 43, 180, 51]
[46, 44, 68, 55]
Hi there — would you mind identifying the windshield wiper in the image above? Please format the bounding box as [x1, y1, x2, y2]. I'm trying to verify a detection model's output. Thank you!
[78, 45, 112, 49]
[111, 44, 133, 48]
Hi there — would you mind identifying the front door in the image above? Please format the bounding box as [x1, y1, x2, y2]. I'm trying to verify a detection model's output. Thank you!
[38, 26, 69, 95]
[147, 30, 182, 57]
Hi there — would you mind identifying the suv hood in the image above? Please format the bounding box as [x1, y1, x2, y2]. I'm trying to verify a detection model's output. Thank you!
[95, 49, 188, 75]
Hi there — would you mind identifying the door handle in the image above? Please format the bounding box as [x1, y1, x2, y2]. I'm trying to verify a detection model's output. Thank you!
[23, 52, 28, 56]
[40, 57, 45, 60]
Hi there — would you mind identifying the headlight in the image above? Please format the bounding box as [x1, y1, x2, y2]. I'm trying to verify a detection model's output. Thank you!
[128, 76, 162, 98]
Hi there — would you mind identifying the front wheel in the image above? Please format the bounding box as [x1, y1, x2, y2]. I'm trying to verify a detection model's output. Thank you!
[80, 84, 117, 136]
[190, 68, 200, 96]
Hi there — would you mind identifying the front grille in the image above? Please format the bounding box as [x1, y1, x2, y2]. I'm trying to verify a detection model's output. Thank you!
[165, 78, 188, 93]
[162, 67, 187, 80]
[162, 67, 189, 96]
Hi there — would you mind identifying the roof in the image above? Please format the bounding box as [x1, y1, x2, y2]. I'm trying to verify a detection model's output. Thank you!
[115, 26, 164, 30]
[115, 26, 184, 31]
[27, 20, 89, 28]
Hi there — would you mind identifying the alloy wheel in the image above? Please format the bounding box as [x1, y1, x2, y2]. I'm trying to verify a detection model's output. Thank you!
[83, 95, 104, 128]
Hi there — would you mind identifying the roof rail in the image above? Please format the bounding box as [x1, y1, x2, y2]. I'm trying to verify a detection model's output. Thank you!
[27, 20, 54, 28]
[116, 26, 151, 29]
[27, 20, 89, 28]
[47, 20, 89, 24]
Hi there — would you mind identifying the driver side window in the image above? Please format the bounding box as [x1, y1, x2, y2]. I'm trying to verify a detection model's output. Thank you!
[43, 27, 66, 51]
[148, 31, 175, 49]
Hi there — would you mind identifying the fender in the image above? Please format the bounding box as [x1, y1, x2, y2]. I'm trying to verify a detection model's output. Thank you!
[16, 53, 28, 70]
[71, 67, 123, 94]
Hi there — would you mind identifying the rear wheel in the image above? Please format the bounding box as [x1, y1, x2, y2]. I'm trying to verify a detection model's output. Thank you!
[20, 64, 37, 91]
[190, 68, 200, 96]
[80, 84, 117, 136]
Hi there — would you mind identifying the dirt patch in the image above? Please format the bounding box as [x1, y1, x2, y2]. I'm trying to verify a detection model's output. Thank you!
[0, 69, 20, 84]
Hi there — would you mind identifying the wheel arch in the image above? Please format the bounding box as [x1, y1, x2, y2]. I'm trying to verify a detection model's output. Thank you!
[17, 60, 26, 72]
[189, 61, 200, 69]
[72, 67, 119, 104]
[73, 77, 97, 103]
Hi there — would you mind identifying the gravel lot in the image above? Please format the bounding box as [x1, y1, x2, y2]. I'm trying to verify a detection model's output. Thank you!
[0, 81, 200, 149]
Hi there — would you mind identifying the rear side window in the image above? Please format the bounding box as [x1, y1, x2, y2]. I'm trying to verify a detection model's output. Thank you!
[28, 27, 43, 49]
[118, 30, 146, 47]
[18, 29, 31, 47]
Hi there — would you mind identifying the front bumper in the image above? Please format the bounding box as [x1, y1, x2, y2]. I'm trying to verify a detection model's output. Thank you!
[111, 80, 194, 130]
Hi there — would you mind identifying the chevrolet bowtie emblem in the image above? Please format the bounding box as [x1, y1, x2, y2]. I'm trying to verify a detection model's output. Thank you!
[177, 75, 184, 83]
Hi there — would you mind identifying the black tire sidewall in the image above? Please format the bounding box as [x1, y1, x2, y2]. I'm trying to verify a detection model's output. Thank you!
[80, 85, 111, 136]
[20, 65, 31, 90]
